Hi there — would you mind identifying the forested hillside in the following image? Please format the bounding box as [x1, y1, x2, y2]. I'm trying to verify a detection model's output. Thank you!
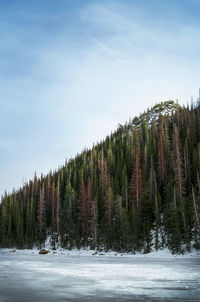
[0, 100, 200, 254]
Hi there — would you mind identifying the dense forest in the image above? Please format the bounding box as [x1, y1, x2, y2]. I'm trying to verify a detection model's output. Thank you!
[0, 100, 200, 254]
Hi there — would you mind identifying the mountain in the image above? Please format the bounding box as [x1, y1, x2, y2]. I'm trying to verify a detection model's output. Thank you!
[0, 100, 200, 254]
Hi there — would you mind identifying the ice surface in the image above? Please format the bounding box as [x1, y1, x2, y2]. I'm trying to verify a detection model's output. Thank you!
[0, 249, 200, 302]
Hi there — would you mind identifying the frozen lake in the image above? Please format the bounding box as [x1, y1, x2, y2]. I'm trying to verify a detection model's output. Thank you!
[0, 250, 200, 302]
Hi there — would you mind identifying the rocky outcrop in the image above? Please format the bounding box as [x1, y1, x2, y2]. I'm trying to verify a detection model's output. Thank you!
[39, 248, 49, 255]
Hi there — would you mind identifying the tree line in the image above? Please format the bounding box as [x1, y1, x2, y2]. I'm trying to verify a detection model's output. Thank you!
[0, 100, 200, 254]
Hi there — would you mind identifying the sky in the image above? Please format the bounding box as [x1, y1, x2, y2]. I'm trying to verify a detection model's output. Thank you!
[0, 0, 200, 196]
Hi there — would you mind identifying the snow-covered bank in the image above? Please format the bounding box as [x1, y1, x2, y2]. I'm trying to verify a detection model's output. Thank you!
[1, 247, 200, 258]
[1, 236, 200, 258]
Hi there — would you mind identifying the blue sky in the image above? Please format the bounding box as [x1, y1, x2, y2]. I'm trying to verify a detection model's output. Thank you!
[1, 0, 200, 196]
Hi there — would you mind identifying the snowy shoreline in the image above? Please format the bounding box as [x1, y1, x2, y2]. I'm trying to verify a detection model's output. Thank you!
[1, 247, 200, 258]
